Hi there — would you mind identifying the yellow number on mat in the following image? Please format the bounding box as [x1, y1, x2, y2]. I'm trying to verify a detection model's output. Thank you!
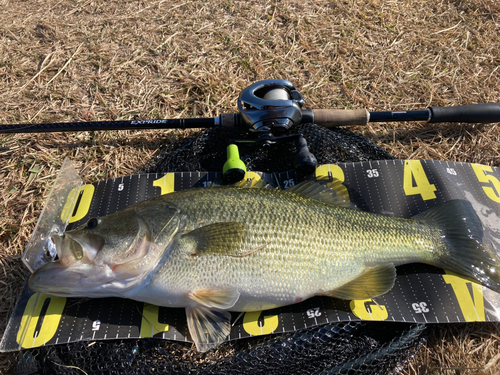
[316, 164, 345, 182]
[236, 172, 262, 187]
[350, 299, 388, 321]
[62, 184, 95, 224]
[153, 173, 175, 195]
[443, 271, 485, 322]
[315, 164, 350, 200]
[242, 311, 279, 336]
[471, 164, 500, 203]
[17, 293, 66, 348]
[140, 304, 169, 338]
[403, 160, 437, 200]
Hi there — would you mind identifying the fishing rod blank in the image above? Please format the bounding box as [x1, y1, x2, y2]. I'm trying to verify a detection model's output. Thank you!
[0, 117, 219, 134]
[1, 105, 499, 134]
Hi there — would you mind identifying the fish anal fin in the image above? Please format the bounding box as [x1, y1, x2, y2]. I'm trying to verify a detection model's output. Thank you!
[184, 222, 254, 257]
[186, 305, 231, 352]
[189, 288, 240, 310]
[319, 264, 396, 300]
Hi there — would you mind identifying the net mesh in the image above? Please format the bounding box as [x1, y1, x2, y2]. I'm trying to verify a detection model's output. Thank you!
[11, 124, 428, 375]
[13, 322, 426, 375]
[139, 123, 394, 174]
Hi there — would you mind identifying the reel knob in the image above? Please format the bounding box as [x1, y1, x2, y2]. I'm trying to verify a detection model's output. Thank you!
[223, 144, 247, 184]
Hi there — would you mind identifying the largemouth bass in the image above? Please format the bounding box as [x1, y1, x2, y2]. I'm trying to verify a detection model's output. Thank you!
[29, 180, 500, 351]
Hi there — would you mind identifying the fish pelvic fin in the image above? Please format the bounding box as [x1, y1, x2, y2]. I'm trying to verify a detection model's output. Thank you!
[185, 288, 239, 351]
[415, 200, 500, 293]
[186, 305, 232, 352]
[319, 264, 396, 300]
[189, 288, 240, 310]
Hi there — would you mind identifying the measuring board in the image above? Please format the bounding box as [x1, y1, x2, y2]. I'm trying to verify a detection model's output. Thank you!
[2, 159, 500, 351]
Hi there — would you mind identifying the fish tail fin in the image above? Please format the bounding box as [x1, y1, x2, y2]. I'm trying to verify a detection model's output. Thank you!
[414, 200, 500, 293]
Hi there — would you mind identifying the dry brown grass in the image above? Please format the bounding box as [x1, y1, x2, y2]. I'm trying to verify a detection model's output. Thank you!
[1, 0, 499, 373]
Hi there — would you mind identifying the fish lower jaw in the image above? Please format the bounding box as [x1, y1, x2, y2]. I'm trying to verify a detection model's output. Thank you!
[29, 265, 154, 298]
[41, 278, 150, 299]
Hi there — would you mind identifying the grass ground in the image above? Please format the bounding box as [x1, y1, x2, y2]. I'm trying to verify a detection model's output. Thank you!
[1, 0, 500, 373]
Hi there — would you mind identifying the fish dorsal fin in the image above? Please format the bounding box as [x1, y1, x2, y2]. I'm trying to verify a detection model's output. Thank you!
[183, 222, 253, 257]
[186, 305, 232, 352]
[318, 264, 396, 300]
[210, 175, 274, 189]
[235, 178, 273, 189]
[287, 179, 357, 209]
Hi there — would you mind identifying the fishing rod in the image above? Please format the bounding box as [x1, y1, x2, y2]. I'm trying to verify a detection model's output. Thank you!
[2, 79, 500, 180]
[1, 79, 500, 134]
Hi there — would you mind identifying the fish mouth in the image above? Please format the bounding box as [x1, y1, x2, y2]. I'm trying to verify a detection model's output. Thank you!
[29, 256, 144, 297]
[29, 234, 145, 297]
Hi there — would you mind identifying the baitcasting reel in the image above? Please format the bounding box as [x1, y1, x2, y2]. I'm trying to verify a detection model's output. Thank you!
[226, 79, 318, 182]
[237, 79, 307, 135]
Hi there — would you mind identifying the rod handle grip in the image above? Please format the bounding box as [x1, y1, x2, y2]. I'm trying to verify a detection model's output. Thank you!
[312, 109, 369, 127]
[429, 103, 500, 124]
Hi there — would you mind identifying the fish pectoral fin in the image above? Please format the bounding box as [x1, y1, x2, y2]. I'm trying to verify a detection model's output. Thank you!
[184, 222, 250, 257]
[189, 288, 240, 309]
[319, 264, 396, 300]
[186, 305, 232, 352]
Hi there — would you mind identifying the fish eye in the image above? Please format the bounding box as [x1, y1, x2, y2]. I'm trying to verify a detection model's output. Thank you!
[86, 218, 99, 229]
